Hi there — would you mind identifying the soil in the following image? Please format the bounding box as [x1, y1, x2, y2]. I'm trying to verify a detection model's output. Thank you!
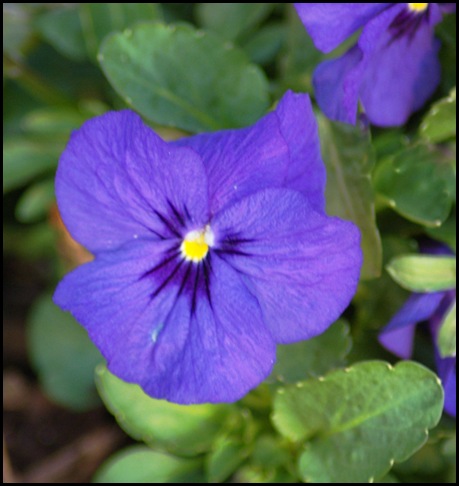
[3, 255, 131, 483]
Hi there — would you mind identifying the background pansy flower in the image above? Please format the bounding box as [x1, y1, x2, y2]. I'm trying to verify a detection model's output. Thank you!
[379, 242, 456, 416]
[294, 3, 456, 126]
[53, 91, 362, 405]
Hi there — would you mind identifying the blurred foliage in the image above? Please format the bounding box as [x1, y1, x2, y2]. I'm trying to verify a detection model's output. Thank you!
[3, 3, 456, 483]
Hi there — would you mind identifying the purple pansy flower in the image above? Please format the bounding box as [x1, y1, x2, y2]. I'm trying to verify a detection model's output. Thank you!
[379, 242, 456, 416]
[294, 3, 456, 126]
[53, 91, 362, 404]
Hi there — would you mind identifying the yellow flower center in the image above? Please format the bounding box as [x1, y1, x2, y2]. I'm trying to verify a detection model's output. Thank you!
[181, 226, 214, 263]
[408, 3, 429, 13]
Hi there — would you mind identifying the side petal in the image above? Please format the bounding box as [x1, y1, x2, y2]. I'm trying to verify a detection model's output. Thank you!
[294, 3, 391, 53]
[359, 4, 442, 126]
[212, 189, 362, 343]
[438, 3, 456, 14]
[56, 110, 209, 253]
[378, 292, 445, 359]
[313, 44, 366, 124]
[53, 239, 180, 381]
[54, 239, 276, 404]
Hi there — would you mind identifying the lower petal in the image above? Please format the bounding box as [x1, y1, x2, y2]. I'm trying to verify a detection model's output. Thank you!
[142, 256, 276, 404]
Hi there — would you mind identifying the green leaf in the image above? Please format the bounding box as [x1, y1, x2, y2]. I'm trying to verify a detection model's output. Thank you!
[242, 23, 285, 66]
[318, 115, 382, 279]
[437, 15, 457, 93]
[35, 7, 87, 61]
[36, 4, 162, 61]
[27, 294, 103, 411]
[272, 361, 444, 483]
[22, 105, 104, 136]
[3, 138, 60, 193]
[3, 4, 34, 58]
[374, 144, 455, 227]
[386, 255, 456, 292]
[354, 237, 414, 332]
[206, 437, 248, 483]
[99, 22, 270, 132]
[420, 88, 456, 143]
[96, 365, 233, 455]
[437, 300, 456, 358]
[251, 434, 291, 470]
[280, 5, 323, 93]
[3, 223, 56, 261]
[93, 446, 204, 483]
[15, 178, 55, 223]
[425, 207, 456, 252]
[268, 320, 351, 384]
[196, 3, 274, 42]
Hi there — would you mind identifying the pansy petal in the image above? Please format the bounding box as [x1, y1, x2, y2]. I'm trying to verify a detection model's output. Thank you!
[173, 114, 287, 214]
[174, 91, 326, 214]
[437, 357, 456, 417]
[438, 3, 456, 14]
[53, 239, 182, 378]
[419, 239, 454, 256]
[379, 324, 417, 360]
[313, 44, 365, 124]
[56, 110, 208, 253]
[54, 239, 276, 404]
[212, 189, 362, 343]
[143, 256, 276, 404]
[294, 3, 391, 53]
[359, 4, 442, 126]
[383, 292, 446, 333]
[276, 91, 326, 212]
[378, 292, 445, 359]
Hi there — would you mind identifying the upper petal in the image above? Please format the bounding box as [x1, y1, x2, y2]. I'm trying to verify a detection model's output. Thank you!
[174, 91, 326, 214]
[359, 4, 442, 126]
[313, 4, 443, 126]
[276, 91, 326, 212]
[294, 3, 391, 53]
[212, 189, 362, 343]
[54, 238, 276, 404]
[56, 110, 209, 253]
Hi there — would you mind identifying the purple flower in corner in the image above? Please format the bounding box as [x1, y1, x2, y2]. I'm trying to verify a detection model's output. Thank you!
[379, 242, 456, 416]
[53, 91, 362, 404]
[294, 3, 456, 126]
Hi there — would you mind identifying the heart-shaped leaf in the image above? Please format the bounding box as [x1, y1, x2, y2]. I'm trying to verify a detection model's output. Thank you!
[95, 365, 233, 456]
[99, 22, 269, 132]
[272, 361, 444, 483]
[93, 446, 204, 483]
